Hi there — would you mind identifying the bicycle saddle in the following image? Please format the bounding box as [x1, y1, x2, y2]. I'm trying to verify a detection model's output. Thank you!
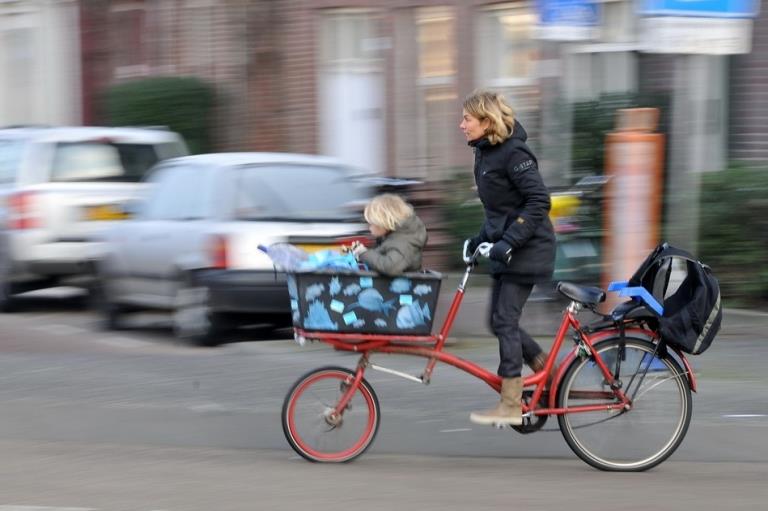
[557, 282, 606, 306]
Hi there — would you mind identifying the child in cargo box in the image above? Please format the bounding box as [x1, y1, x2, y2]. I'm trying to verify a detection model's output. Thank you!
[349, 194, 427, 277]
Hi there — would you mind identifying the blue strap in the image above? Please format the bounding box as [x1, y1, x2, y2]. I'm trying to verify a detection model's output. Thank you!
[608, 280, 628, 291]
[617, 286, 664, 315]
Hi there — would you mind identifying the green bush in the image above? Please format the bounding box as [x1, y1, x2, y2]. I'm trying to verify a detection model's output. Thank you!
[104, 76, 215, 154]
[441, 170, 488, 270]
[699, 165, 768, 307]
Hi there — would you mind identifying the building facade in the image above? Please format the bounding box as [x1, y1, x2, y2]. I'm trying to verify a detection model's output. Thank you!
[0, 0, 82, 126]
[78, 0, 558, 182]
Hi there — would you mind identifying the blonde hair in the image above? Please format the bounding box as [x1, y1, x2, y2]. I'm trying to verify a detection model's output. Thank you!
[364, 194, 414, 232]
[462, 89, 516, 145]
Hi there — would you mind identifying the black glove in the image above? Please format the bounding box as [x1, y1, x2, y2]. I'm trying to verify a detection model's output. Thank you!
[489, 240, 513, 265]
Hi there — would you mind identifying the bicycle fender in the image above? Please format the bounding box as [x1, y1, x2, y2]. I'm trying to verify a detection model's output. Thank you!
[670, 345, 697, 393]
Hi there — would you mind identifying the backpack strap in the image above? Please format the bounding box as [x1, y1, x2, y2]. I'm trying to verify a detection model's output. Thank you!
[613, 319, 626, 385]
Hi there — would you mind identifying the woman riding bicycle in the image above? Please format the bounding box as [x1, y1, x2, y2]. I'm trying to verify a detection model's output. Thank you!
[460, 90, 556, 426]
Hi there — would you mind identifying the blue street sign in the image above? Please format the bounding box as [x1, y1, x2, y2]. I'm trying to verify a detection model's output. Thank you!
[537, 0, 601, 27]
[641, 0, 760, 18]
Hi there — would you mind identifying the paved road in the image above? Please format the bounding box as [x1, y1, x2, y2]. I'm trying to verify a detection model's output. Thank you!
[0, 290, 766, 510]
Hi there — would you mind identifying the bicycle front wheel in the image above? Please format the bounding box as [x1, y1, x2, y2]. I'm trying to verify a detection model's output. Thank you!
[557, 337, 692, 471]
[282, 366, 380, 463]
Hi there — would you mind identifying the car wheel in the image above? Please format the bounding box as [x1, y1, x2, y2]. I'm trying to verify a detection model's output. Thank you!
[93, 270, 126, 331]
[0, 282, 14, 313]
[100, 300, 125, 331]
[172, 276, 225, 347]
[0, 254, 16, 313]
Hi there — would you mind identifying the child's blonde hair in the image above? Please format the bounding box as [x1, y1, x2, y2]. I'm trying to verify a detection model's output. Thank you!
[364, 194, 414, 232]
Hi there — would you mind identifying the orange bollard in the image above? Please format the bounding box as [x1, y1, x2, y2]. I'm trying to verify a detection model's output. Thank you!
[601, 108, 665, 312]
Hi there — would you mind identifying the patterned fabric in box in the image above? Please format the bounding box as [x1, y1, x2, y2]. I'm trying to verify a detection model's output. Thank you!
[287, 270, 443, 335]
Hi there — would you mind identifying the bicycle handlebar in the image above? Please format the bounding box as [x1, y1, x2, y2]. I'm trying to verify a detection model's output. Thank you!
[463, 241, 494, 266]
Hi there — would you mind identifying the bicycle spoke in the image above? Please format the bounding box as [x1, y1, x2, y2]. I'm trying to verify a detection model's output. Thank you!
[630, 372, 683, 402]
[567, 410, 627, 430]
[557, 338, 692, 471]
[307, 388, 335, 409]
[282, 367, 380, 463]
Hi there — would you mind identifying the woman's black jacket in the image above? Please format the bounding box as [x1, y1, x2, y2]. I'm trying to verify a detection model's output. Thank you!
[470, 121, 556, 283]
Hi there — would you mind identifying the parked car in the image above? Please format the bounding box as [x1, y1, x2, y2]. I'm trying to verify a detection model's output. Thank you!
[94, 152, 372, 345]
[0, 126, 188, 310]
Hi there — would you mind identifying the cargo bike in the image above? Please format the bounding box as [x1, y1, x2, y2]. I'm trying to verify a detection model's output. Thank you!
[280, 243, 696, 471]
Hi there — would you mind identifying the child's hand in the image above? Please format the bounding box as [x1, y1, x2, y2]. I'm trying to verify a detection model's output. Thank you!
[351, 241, 367, 257]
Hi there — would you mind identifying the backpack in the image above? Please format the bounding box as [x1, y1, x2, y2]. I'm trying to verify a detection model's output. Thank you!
[629, 243, 722, 355]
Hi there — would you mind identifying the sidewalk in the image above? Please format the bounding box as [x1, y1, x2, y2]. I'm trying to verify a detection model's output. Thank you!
[433, 272, 768, 342]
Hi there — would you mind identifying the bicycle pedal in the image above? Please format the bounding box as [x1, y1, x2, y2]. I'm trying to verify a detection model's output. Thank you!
[492, 422, 511, 429]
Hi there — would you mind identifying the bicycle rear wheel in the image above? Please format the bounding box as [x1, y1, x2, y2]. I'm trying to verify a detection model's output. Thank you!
[557, 337, 692, 471]
[282, 366, 380, 463]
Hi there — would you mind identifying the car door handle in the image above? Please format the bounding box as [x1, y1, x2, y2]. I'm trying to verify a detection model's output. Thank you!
[139, 234, 167, 241]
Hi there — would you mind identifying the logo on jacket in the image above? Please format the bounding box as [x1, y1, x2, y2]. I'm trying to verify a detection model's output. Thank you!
[513, 159, 534, 173]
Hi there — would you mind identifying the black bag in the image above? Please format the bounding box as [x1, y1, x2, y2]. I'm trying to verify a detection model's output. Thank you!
[629, 243, 722, 355]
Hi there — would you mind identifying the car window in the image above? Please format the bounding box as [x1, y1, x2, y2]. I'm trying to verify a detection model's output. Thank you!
[142, 164, 210, 220]
[50, 142, 165, 183]
[155, 141, 188, 160]
[233, 164, 369, 221]
[0, 139, 26, 184]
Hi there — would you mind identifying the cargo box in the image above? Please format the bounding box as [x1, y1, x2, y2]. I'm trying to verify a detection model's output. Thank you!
[287, 270, 443, 335]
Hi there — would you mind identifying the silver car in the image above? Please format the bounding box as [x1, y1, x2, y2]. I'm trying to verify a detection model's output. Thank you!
[0, 126, 188, 310]
[95, 152, 371, 345]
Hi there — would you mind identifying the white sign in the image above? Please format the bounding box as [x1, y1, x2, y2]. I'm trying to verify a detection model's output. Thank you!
[640, 17, 753, 54]
[535, 25, 600, 41]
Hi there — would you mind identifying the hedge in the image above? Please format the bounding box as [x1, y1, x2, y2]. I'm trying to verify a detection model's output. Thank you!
[104, 76, 215, 154]
[699, 165, 768, 307]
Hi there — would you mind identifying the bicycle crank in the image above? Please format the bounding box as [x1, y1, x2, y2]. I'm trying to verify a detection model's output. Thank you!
[512, 390, 549, 434]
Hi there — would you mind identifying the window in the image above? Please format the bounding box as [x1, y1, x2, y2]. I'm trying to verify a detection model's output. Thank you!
[476, 4, 538, 87]
[51, 142, 163, 183]
[110, 4, 147, 78]
[142, 165, 210, 221]
[475, 4, 540, 147]
[233, 165, 368, 221]
[52, 143, 122, 181]
[155, 141, 188, 160]
[2, 29, 35, 122]
[181, 0, 214, 75]
[319, 10, 387, 176]
[417, 7, 455, 83]
[392, 7, 457, 180]
[416, 7, 457, 180]
[0, 139, 25, 184]
[320, 10, 385, 73]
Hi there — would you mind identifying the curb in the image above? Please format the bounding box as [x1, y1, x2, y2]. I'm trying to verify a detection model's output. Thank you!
[723, 308, 768, 318]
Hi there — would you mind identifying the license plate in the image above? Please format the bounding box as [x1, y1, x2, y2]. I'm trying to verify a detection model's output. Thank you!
[84, 204, 130, 221]
[296, 243, 341, 253]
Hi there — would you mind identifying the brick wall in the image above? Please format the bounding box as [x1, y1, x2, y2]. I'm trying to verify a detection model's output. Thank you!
[79, 0, 521, 169]
[80, 0, 124, 124]
[272, 0, 317, 155]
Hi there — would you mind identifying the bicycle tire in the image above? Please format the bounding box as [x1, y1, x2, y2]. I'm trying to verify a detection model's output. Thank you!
[557, 336, 692, 471]
[282, 366, 380, 463]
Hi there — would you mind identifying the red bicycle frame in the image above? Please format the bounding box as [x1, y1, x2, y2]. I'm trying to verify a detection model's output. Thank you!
[293, 264, 697, 419]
